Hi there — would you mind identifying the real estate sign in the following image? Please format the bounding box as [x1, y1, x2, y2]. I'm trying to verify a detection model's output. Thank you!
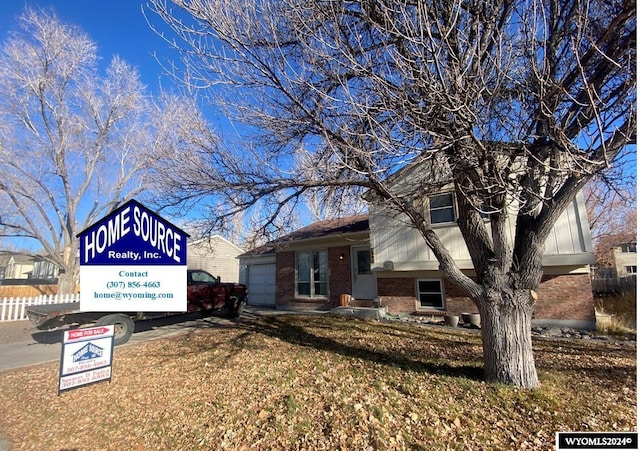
[59, 325, 115, 394]
[77, 199, 189, 312]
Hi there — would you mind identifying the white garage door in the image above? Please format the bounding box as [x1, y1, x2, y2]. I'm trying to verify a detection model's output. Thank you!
[247, 264, 276, 306]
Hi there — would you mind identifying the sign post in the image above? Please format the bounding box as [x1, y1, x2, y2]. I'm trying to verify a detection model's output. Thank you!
[77, 200, 189, 312]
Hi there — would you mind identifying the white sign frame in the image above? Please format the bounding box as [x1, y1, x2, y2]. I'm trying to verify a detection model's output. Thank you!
[59, 325, 115, 394]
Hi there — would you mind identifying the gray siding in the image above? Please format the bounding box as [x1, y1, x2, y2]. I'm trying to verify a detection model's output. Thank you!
[370, 190, 593, 271]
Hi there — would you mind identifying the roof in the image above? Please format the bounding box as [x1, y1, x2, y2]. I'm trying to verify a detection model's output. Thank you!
[8, 254, 35, 264]
[240, 215, 369, 257]
[278, 215, 369, 242]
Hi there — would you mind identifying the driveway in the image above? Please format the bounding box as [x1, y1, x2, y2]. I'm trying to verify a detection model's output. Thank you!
[0, 307, 301, 372]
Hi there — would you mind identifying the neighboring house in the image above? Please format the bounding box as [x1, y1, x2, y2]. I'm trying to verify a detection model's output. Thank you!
[32, 258, 60, 279]
[5, 254, 34, 279]
[240, 188, 596, 328]
[188, 236, 244, 283]
[0, 254, 10, 280]
[611, 242, 637, 277]
[2, 254, 59, 281]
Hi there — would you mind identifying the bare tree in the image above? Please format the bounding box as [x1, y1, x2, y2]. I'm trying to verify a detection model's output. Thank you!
[0, 8, 205, 293]
[585, 176, 636, 241]
[147, 0, 636, 388]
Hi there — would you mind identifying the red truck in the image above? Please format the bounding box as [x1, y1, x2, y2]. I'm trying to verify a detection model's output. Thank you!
[26, 269, 247, 346]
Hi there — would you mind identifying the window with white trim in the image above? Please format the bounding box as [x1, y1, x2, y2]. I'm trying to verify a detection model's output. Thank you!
[296, 250, 328, 297]
[416, 279, 445, 309]
[429, 193, 456, 224]
[624, 265, 637, 275]
[621, 243, 636, 253]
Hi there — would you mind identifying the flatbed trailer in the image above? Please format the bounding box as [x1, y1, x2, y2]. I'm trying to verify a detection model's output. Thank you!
[25, 269, 247, 345]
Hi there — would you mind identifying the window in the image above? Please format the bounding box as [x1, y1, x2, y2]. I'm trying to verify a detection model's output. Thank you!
[297, 250, 328, 297]
[357, 249, 372, 275]
[625, 266, 637, 275]
[417, 279, 445, 309]
[429, 193, 456, 224]
[189, 270, 220, 285]
[479, 202, 491, 220]
[621, 243, 637, 253]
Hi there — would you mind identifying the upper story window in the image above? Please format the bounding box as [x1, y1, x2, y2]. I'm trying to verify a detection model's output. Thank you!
[429, 193, 456, 224]
[296, 250, 328, 297]
[624, 265, 637, 275]
[620, 243, 637, 253]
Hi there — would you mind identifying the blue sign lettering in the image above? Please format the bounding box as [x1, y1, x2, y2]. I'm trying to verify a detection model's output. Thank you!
[78, 200, 189, 265]
[84, 206, 131, 262]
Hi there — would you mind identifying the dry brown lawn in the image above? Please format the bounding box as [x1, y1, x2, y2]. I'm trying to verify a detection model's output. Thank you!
[0, 314, 636, 450]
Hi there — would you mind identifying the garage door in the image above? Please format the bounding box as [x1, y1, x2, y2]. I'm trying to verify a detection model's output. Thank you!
[247, 264, 276, 306]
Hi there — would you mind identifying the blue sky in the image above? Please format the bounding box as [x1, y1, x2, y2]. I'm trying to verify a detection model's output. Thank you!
[0, 1, 174, 94]
[0, 2, 198, 252]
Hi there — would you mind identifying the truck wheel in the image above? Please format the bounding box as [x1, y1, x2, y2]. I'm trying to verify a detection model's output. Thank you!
[96, 314, 134, 346]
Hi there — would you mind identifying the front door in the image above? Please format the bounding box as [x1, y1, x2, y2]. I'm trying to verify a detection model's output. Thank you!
[351, 245, 377, 300]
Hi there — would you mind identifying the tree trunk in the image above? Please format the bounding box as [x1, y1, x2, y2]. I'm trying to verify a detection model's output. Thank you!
[479, 289, 540, 389]
[57, 271, 76, 295]
[57, 244, 79, 295]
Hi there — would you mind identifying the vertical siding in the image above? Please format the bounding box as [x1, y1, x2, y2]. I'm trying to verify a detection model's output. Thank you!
[370, 203, 472, 264]
[187, 236, 243, 282]
[544, 197, 590, 255]
[371, 193, 592, 265]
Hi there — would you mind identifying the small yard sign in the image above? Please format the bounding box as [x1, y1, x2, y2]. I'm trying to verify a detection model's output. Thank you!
[77, 199, 189, 312]
[58, 325, 115, 394]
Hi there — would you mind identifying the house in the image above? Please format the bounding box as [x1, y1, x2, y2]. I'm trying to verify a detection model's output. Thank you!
[0, 254, 10, 279]
[240, 192, 596, 328]
[3, 254, 59, 281]
[611, 241, 637, 277]
[368, 190, 595, 328]
[4, 254, 34, 279]
[32, 258, 60, 280]
[188, 235, 244, 283]
[239, 216, 370, 309]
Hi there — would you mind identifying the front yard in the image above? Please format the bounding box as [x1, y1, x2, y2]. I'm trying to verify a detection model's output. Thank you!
[0, 314, 635, 449]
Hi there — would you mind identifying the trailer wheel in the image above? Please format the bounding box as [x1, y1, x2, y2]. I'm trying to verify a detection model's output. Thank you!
[225, 296, 246, 319]
[236, 296, 246, 317]
[96, 314, 134, 346]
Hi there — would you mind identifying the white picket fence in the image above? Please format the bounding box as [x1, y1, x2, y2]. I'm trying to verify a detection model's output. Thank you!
[0, 293, 80, 322]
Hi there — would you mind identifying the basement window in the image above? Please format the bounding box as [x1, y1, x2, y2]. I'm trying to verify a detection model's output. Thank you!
[416, 279, 445, 309]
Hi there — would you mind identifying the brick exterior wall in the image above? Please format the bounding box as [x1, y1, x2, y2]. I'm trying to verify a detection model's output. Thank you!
[275, 251, 295, 309]
[535, 273, 595, 321]
[328, 246, 352, 306]
[378, 273, 594, 321]
[377, 277, 477, 315]
[377, 277, 417, 314]
[276, 248, 594, 322]
[275, 247, 352, 309]
[441, 279, 478, 314]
